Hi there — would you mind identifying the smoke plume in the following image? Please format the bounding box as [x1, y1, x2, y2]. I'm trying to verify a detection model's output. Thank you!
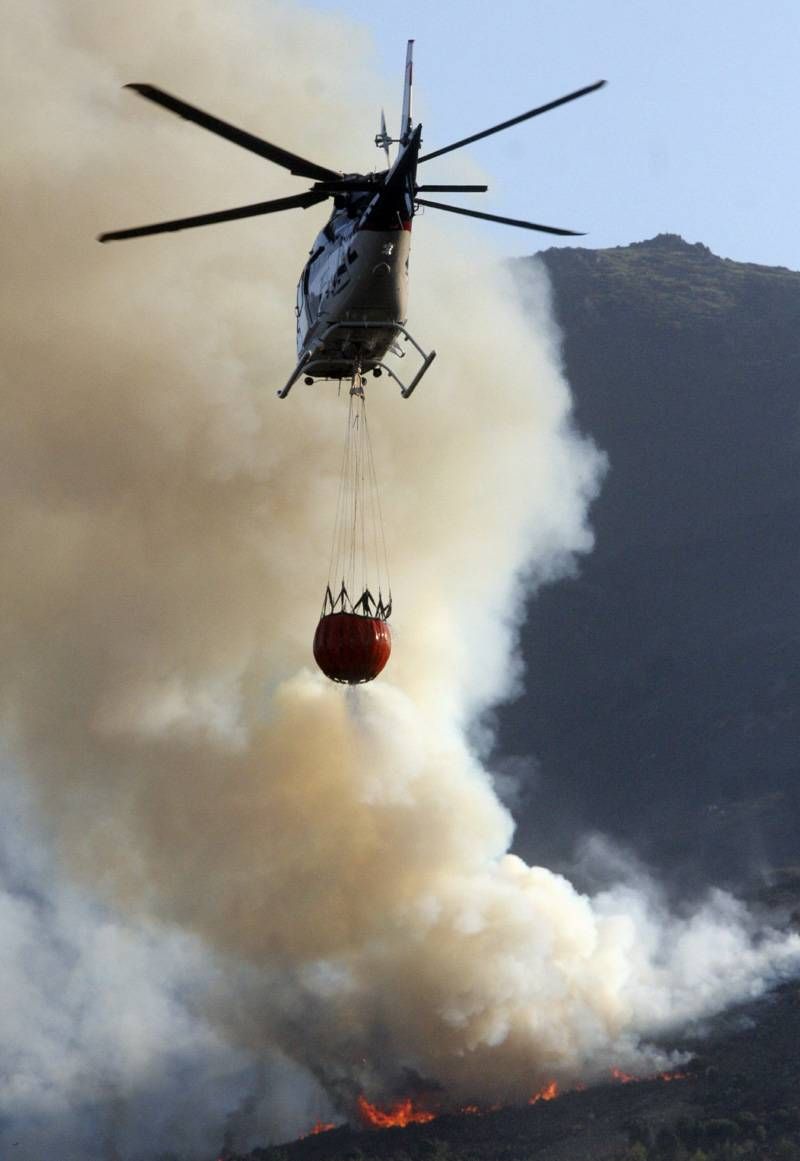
[1, 1, 798, 1155]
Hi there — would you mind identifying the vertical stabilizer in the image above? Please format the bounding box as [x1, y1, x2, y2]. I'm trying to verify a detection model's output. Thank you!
[400, 39, 414, 145]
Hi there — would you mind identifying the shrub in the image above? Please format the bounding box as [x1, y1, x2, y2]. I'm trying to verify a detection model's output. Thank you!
[702, 1120, 739, 1146]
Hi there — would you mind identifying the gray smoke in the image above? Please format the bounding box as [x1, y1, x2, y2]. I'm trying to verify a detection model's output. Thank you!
[1, 2, 798, 1157]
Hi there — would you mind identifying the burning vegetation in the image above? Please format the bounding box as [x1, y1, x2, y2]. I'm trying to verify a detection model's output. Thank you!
[224, 982, 800, 1161]
[292, 1068, 690, 1142]
[223, 986, 800, 1161]
[611, 1067, 690, 1086]
[300, 1122, 337, 1138]
[529, 1080, 559, 1104]
[357, 1097, 437, 1129]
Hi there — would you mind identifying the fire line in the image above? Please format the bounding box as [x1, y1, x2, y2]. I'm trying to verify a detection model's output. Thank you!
[357, 1096, 437, 1129]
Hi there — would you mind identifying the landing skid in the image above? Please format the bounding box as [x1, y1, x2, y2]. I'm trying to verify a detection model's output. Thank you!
[277, 321, 436, 399]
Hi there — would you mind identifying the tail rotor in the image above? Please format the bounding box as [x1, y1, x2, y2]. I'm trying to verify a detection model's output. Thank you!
[375, 108, 392, 165]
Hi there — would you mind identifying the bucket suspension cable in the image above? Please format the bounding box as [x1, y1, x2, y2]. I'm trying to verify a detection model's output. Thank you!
[322, 382, 391, 620]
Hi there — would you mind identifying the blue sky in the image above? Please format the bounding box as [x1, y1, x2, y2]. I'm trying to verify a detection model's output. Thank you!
[308, 0, 800, 268]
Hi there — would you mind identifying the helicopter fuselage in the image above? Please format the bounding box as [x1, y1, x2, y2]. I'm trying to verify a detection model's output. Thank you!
[293, 121, 420, 385]
[296, 212, 411, 379]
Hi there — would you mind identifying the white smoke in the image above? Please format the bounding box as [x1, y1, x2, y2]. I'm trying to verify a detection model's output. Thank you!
[1, 1, 798, 1156]
[0, 764, 332, 1158]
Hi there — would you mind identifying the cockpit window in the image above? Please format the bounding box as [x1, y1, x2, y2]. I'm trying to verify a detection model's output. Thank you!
[303, 247, 324, 296]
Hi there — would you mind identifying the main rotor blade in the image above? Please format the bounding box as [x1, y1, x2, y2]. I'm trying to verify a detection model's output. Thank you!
[313, 179, 381, 192]
[416, 184, 488, 192]
[98, 190, 329, 242]
[418, 79, 606, 163]
[415, 198, 583, 236]
[125, 83, 341, 182]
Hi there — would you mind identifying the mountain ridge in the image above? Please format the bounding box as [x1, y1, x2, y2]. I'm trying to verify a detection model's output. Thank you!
[502, 233, 800, 889]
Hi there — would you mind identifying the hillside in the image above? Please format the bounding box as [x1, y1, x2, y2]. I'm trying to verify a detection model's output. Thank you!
[235, 979, 800, 1161]
[500, 235, 800, 891]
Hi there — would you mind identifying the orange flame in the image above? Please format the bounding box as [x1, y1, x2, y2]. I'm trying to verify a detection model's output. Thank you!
[357, 1095, 437, 1128]
[611, 1066, 689, 1085]
[300, 1121, 336, 1138]
[529, 1080, 559, 1104]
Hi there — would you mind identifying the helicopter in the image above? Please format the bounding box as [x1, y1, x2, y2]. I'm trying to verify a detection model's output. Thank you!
[99, 42, 605, 399]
